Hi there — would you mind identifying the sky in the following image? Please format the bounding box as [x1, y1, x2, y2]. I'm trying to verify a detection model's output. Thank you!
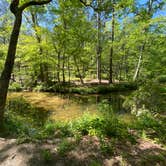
[138, 0, 166, 17]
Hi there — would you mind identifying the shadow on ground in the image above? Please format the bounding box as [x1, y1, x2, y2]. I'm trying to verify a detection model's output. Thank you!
[0, 136, 166, 166]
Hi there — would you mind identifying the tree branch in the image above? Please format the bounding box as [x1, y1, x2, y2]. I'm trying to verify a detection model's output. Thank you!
[20, 0, 52, 11]
[80, 0, 91, 7]
[10, 0, 19, 14]
[79, 0, 98, 11]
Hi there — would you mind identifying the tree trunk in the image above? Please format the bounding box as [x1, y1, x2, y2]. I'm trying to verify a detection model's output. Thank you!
[133, 43, 145, 81]
[96, 11, 102, 84]
[67, 56, 71, 83]
[62, 53, 66, 83]
[57, 51, 61, 83]
[133, 0, 153, 82]
[73, 55, 84, 84]
[0, 12, 22, 125]
[31, 12, 49, 84]
[109, 5, 115, 84]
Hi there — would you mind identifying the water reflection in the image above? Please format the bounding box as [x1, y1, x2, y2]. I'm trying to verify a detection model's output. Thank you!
[8, 92, 130, 121]
[56, 93, 128, 113]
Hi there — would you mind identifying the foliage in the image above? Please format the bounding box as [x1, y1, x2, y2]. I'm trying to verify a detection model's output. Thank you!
[123, 80, 165, 113]
[0, 0, 165, 87]
[43, 120, 73, 138]
[2, 98, 135, 143]
[99, 136, 114, 155]
[9, 82, 22, 92]
[41, 149, 53, 162]
[157, 75, 166, 83]
[2, 95, 166, 146]
[1, 97, 49, 141]
[126, 109, 166, 144]
[57, 138, 75, 156]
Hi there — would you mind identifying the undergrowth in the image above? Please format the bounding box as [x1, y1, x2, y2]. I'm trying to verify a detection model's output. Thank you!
[2, 95, 165, 146]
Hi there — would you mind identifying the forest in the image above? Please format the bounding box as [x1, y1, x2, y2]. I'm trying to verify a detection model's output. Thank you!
[0, 0, 166, 165]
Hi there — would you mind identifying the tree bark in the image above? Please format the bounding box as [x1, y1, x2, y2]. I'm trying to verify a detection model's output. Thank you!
[96, 10, 102, 84]
[0, 11, 22, 125]
[133, 43, 145, 81]
[73, 55, 84, 84]
[67, 56, 71, 83]
[109, 4, 115, 84]
[57, 51, 61, 83]
[62, 53, 66, 83]
[133, 0, 153, 81]
[0, 0, 51, 126]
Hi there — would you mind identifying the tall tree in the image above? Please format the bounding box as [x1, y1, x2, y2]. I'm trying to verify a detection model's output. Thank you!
[133, 0, 165, 81]
[0, 0, 51, 126]
[109, 0, 115, 83]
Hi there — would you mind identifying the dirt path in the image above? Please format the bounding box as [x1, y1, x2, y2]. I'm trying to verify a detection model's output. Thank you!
[0, 137, 166, 166]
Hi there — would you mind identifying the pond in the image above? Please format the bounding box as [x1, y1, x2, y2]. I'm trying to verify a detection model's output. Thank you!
[8, 92, 131, 122]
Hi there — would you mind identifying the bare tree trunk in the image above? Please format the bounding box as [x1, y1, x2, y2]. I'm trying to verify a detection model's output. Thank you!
[133, 0, 153, 82]
[109, 4, 115, 84]
[73, 55, 84, 84]
[0, 12, 22, 125]
[67, 56, 71, 83]
[124, 52, 129, 80]
[62, 53, 66, 83]
[133, 43, 145, 81]
[57, 51, 61, 83]
[96, 11, 101, 84]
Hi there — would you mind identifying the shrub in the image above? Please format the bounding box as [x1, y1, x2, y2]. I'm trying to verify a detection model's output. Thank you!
[41, 149, 53, 162]
[43, 121, 73, 138]
[157, 75, 166, 83]
[131, 110, 166, 144]
[123, 80, 164, 113]
[57, 139, 75, 156]
[9, 82, 22, 91]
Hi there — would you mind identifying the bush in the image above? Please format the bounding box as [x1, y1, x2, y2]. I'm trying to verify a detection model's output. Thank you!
[157, 75, 166, 83]
[41, 149, 53, 162]
[130, 110, 166, 144]
[71, 104, 134, 141]
[9, 82, 22, 91]
[33, 84, 44, 92]
[57, 139, 75, 156]
[123, 80, 164, 113]
[43, 121, 73, 138]
[7, 97, 31, 114]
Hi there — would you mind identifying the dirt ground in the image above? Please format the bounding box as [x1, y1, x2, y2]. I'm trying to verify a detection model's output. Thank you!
[0, 136, 166, 166]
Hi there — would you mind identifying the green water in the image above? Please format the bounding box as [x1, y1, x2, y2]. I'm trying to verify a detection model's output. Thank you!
[8, 92, 130, 122]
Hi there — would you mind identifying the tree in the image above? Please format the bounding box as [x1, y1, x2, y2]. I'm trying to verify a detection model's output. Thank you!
[0, 0, 51, 126]
[133, 0, 165, 81]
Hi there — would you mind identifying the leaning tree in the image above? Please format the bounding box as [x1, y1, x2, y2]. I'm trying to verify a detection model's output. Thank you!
[0, 0, 52, 126]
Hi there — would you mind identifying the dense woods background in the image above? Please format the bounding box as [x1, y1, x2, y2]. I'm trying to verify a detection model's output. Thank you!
[0, 1, 166, 165]
[0, 0, 165, 88]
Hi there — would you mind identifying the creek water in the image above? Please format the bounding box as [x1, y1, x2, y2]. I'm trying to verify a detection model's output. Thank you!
[8, 92, 131, 122]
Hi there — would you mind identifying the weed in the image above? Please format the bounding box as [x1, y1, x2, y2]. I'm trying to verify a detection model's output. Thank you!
[41, 149, 53, 162]
[57, 139, 75, 156]
[90, 160, 102, 166]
